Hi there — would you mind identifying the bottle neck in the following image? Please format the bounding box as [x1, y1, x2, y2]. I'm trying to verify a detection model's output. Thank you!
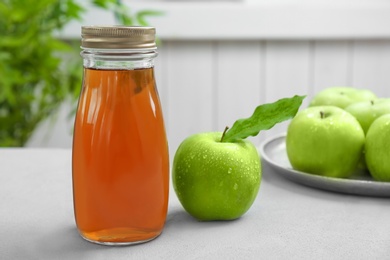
[81, 48, 158, 70]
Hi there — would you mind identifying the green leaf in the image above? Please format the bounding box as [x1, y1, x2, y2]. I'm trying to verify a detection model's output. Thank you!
[221, 95, 306, 143]
[136, 10, 164, 26]
[92, 0, 116, 8]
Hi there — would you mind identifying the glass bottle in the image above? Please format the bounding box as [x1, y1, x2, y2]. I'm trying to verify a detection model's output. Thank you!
[72, 26, 169, 245]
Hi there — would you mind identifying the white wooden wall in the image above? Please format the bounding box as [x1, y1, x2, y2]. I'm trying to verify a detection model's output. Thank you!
[28, 39, 390, 157]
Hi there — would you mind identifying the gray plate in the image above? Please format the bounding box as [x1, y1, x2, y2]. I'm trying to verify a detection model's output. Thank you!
[259, 134, 390, 197]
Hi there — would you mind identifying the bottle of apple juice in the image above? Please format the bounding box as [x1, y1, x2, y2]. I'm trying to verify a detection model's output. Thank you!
[72, 26, 169, 245]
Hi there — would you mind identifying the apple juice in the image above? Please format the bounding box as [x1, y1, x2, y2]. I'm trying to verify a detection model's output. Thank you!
[72, 67, 169, 244]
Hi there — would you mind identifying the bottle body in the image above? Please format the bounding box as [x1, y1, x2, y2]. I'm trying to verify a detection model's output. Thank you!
[72, 44, 169, 245]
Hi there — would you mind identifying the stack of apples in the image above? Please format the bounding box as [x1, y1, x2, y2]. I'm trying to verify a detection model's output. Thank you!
[286, 87, 390, 182]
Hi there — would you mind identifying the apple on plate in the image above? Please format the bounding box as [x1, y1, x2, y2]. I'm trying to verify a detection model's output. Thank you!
[344, 98, 390, 170]
[365, 114, 390, 182]
[309, 87, 377, 109]
[172, 95, 305, 221]
[344, 98, 390, 134]
[286, 106, 365, 178]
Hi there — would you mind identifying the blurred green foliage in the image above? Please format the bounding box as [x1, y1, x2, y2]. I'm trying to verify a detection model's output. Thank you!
[0, 0, 161, 146]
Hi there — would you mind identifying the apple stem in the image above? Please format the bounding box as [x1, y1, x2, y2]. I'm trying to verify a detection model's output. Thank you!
[371, 100, 374, 105]
[320, 111, 325, 119]
[220, 126, 229, 142]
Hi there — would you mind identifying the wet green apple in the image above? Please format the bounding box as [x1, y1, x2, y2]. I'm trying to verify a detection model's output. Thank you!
[365, 114, 390, 182]
[172, 95, 305, 221]
[286, 106, 365, 178]
[344, 98, 390, 134]
[172, 132, 261, 221]
[344, 98, 390, 170]
[309, 87, 377, 109]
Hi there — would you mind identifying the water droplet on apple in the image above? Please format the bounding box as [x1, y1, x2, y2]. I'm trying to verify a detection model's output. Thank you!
[228, 168, 232, 174]
[234, 183, 238, 190]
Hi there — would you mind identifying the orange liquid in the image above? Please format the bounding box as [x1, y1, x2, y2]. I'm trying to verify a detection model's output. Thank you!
[72, 67, 169, 244]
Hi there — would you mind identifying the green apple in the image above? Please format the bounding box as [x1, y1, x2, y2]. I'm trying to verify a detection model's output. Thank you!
[172, 132, 261, 221]
[172, 95, 305, 221]
[344, 98, 390, 134]
[309, 87, 377, 109]
[365, 114, 390, 182]
[286, 106, 365, 178]
[345, 99, 390, 170]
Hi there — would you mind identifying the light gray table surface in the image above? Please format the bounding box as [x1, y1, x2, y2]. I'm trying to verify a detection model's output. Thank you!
[1, 148, 389, 260]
